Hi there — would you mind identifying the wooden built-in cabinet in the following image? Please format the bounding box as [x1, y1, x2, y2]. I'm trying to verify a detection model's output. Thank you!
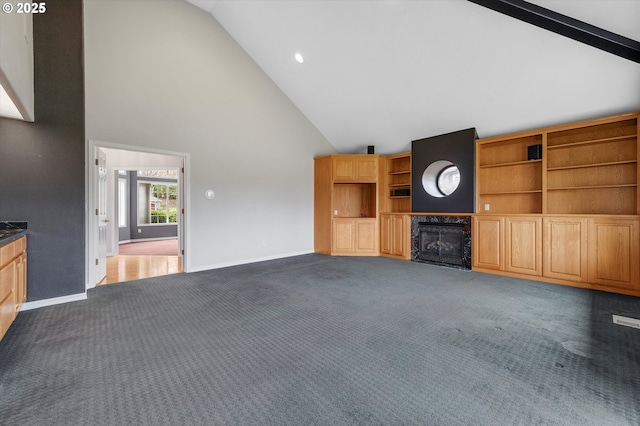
[313, 113, 640, 297]
[472, 216, 542, 277]
[380, 214, 411, 260]
[474, 111, 640, 296]
[315, 155, 381, 256]
[474, 214, 640, 295]
[0, 236, 27, 341]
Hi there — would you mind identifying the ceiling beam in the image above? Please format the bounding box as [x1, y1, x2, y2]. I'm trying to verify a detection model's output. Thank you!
[467, 0, 640, 63]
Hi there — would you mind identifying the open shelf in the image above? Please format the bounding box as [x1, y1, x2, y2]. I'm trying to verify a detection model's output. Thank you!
[549, 184, 637, 191]
[547, 119, 637, 147]
[547, 160, 637, 171]
[480, 190, 542, 195]
[332, 183, 377, 218]
[547, 187, 637, 215]
[546, 134, 635, 150]
[479, 159, 541, 169]
[477, 192, 542, 214]
[385, 152, 411, 213]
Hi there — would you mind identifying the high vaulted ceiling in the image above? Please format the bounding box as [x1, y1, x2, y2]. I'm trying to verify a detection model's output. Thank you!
[186, 0, 640, 154]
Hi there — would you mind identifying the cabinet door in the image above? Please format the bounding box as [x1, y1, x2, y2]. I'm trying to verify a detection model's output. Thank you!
[332, 156, 378, 182]
[543, 217, 587, 282]
[0, 260, 16, 339]
[356, 156, 378, 182]
[588, 218, 640, 290]
[15, 252, 27, 310]
[380, 214, 392, 255]
[473, 216, 503, 270]
[391, 215, 409, 258]
[332, 219, 355, 253]
[355, 220, 377, 253]
[332, 157, 356, 182]
[504, 217, 542, 276]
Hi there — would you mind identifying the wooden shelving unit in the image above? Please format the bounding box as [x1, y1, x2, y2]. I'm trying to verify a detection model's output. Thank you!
[384, 152, 411, 213]
[476, 112, 639, 216]
[476, 134, 543, 214]
[546, 118, 638, 215]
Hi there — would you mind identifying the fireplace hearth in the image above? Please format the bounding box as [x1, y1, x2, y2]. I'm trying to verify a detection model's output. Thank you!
[411, 216, 471, 270]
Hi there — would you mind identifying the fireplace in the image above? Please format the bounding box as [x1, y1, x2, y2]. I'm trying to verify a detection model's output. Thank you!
[418, 222, 465, 266]
[411, 216, 471, 269]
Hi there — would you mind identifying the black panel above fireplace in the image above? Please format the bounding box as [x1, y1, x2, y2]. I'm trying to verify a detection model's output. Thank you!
[411, 128, 477, 213]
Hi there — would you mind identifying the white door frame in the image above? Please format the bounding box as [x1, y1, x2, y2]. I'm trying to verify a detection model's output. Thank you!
[86, 140, 191, 291]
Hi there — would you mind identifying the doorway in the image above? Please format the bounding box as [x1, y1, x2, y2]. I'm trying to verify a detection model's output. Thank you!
[87, 141, 190, 290]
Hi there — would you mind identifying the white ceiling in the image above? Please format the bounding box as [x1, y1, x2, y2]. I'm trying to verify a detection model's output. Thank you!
[186, 0, 640, 154]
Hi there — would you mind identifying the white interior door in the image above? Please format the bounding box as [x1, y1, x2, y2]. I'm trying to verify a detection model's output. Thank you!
[96, 148, 108, 284]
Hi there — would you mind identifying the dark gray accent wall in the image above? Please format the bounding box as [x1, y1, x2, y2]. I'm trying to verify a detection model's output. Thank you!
[0, 1, 85, 301]
[411, 128, 477, 213]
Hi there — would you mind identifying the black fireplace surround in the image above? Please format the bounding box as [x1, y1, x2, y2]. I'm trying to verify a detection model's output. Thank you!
[411, 216, 471, 270]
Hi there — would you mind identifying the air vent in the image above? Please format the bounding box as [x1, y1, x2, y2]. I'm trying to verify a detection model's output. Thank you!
[612, 315, 640, 329]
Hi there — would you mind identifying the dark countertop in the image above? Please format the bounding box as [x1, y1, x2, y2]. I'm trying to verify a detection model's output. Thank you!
[0, 222, 28, 247]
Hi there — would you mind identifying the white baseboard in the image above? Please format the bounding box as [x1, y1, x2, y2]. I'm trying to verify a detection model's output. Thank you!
[21, 292, 88, 311]
[187, 250, 314, 273]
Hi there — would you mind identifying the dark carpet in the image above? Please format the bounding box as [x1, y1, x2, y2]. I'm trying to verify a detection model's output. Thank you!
[1, 254, 639, 425]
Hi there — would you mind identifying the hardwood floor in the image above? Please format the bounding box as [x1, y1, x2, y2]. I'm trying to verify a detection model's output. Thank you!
[99, 255, 182, 285]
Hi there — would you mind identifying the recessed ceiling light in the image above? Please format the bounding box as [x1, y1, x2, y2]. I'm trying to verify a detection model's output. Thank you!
[294, 53, 304, 64]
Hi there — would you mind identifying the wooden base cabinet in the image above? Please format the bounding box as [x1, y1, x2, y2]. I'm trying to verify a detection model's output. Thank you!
[473, 216, 541, 277]
[380, 214, 410, 260]
[0, 236, 27, 341]
[475, 215, 640, 296]
[332, 218, 377, 255]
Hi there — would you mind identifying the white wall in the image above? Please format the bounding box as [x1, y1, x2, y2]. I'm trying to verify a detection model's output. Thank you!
[0, 10, 34, 120]
[84, 0, 335, 271]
